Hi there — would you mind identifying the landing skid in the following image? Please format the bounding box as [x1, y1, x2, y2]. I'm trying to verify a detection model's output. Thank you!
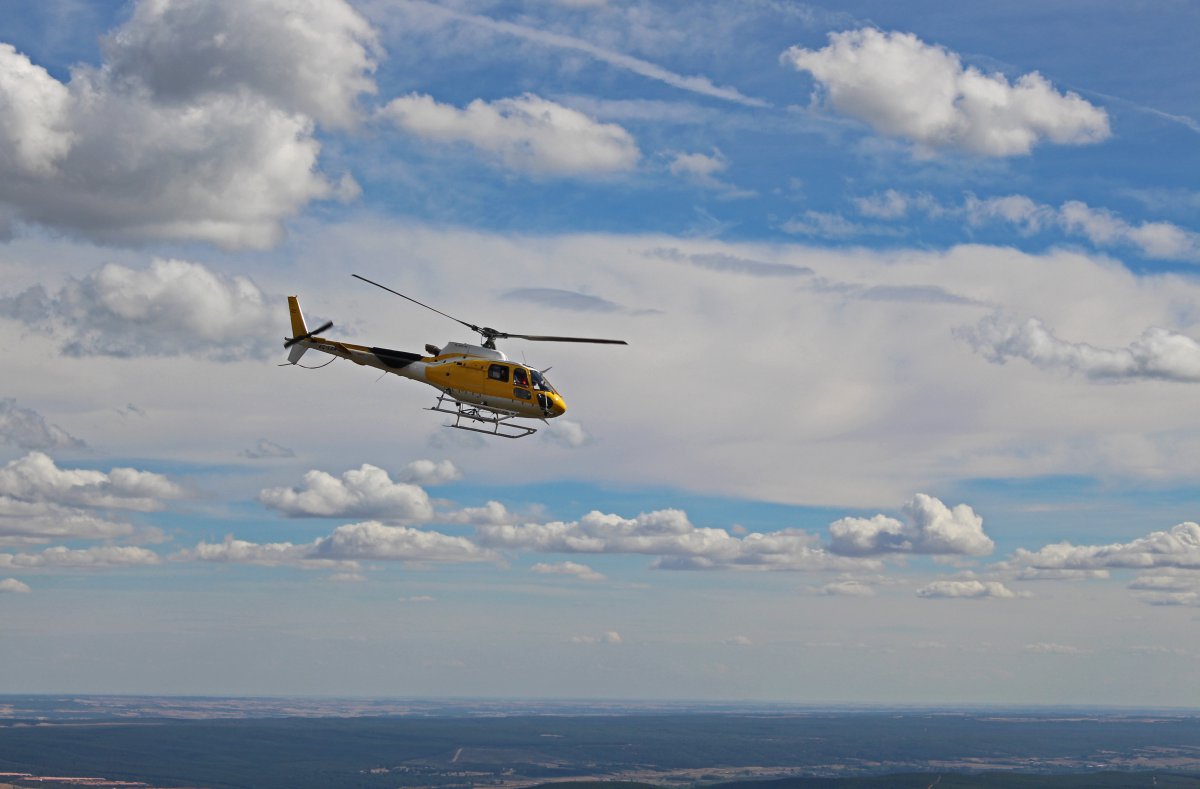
[427, 394, 538, 439]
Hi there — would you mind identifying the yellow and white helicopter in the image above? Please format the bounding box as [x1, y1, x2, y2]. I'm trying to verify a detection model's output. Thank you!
[283, 275, 627, 438]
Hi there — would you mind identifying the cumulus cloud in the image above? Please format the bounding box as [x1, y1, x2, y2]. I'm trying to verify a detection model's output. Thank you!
[958, 313, 1200, 382]
[177, 523, 495, 570]
[531, 561, 606, 582]
[827, 494, 993, 557]
[0, 577, 30, 594]
[0, 452, 184, 512]
[1011, 522, 1200, 573]
[0, 545, 160, 569]
[967, 196, 1200, 261]
[393, 459, 461, 486]
[440, 500, 518, 527]
[0, 399, 85, 450]
[783, 28, 1110, 156]
[312, 521, 494, 563]
[916, 579, 1019, 599]
[239, 439, 296, 460]
[0, 0, 377, 247]
[477, 508, 876, 572]
[381, 92, 639, 176]
[1127, 573, 1200, 606]
[259, 463, 435, 521]
[0, 453, 184, 547]
[0, 259, 281, 360]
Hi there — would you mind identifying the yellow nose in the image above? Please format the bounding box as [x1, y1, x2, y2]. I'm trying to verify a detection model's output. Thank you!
[551, 394, 567, 415]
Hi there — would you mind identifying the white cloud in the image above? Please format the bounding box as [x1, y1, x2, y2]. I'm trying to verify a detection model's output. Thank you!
[0, 399, 85, 450]
[958, 313, 1200, 382]
[828, 494, 993, 557]
[177, 522, 495, 570]
[312, 521, 495, 563]
[1011, 522, 1200, 572]
[0, 44, 73, 176]
[0, 452, 184, 512]
[175, 535, 348, 570]
[0, 453, 183, 547]
[0, 577, 30, 594]
[964, 194, 1056, 233]
[105, 0, 379, 130]
[477, 508, 876, 572]
[0, 545, 160, 569]
[780, 210, 898, 239]
[916, 580, 1019, 599]
[531, 560, 606, 582]
[0, 0, 377, 247]
[1059, 201, 1200, 262]
[382, 92, 639, 176]
[239, 439, 296, 460]
[259, 463, 435, 521]
[394, 459, 461, 486]
[665, 149, 750, 196]
[440, 501, 518, 527]
[783, 28, 1109, 156]
[0, 497, 134, 547]
[723, 635, 753, 646]
[967, 196, 1200, 261]
[542, 419, 592, 449]
[854, 189, 913, 220]
[669, 150, 727, 181]
[1, 259, 282, 359]
[1127, 573, 1200, 606]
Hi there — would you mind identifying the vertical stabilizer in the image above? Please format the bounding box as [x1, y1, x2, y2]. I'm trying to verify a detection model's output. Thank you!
[287, 296, 309, 364]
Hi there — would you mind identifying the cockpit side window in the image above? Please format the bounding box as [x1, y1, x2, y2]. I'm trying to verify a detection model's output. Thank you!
[530, 369, 556, 393]
[513, 367, 529, 387]
[488, 363, 509, 383]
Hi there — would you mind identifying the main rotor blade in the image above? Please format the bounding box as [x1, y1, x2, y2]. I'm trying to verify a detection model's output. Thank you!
[499, 333, 628, 345]
[352, 274, 480, 334]
[284, 320, 333, 348]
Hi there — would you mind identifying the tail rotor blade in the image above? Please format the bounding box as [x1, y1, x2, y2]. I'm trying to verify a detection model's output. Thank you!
[284, 320, 333, 348]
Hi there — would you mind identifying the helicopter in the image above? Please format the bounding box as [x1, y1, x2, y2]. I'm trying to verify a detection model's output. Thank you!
[282, 275, 627, 438]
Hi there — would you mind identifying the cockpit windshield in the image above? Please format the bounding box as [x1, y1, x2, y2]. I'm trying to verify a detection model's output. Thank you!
[530, 369, 556, 393]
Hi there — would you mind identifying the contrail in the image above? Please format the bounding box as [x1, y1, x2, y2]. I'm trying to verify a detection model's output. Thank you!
[396, 0, 770, 108]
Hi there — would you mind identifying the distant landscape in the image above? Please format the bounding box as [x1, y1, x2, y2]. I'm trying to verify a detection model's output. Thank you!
[2, 697, 1199, 788]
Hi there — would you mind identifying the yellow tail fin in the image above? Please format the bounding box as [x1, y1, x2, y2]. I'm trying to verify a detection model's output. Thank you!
[286, 296, 310, 364]
[288, 296, 308, 339]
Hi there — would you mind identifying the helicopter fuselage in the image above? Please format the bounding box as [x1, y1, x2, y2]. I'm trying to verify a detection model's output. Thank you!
[297, 334, 568, 420]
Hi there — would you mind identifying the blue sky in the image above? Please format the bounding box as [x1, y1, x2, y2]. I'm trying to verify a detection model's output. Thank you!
[1, 0, 1199, 705]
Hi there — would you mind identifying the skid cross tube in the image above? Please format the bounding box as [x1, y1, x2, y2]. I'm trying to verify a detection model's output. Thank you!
[427, 394, 538, 439]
